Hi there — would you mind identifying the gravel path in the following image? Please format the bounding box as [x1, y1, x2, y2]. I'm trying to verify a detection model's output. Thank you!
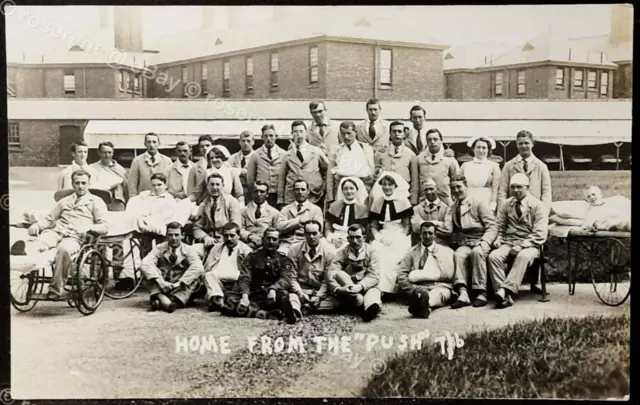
[11, 283, 629, 399]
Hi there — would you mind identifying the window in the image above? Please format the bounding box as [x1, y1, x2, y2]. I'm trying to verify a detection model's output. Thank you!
[600, 72, 609, 95]
[182, 66, 189, 97]
[133, 74, 141, 94]
[8, 123, 20, 146]
[124, 71, 131, 93]
[118, 70, 125, 92]
[7, 70, 16, 97]
[201, 63, 208, 95]
[223, 60, 230, 96]
[245, 56, 254, 93]
[380, 49, 392, 86]
[574, 69, 584, 87]
[555, 68, 564, 86]
[309, 46, 318, 84]
[270, 52, 279, 88]
[517, 70, 525, 94]
[494, 72, 503, 95]
[587, 70, 597, 89]
[63, 69, 75, 95]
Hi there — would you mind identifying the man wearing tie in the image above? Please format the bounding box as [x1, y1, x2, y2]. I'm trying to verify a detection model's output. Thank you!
[193, 173, 242, 247]
[307, 101, 342, 155]
[140, 222, 204, 313]
[447, 175, 497, 309]
[488, 174, 549, 308]
[246, 124, 286, 208]
[187, 135, 215, 199]
[356, 98, 389, 154]
[396, 221, 456, 318]
[411, 177, 452, 245]
[128, 133, 173, 198]
[167, 141, 194, 200]
[405, 105, 428, 155]
[375, 121, 420, 205]
[277, 121, 329, 206]
[276, 179, 324, 254]
[417, 128, 460, 206]
[240, 181, 280, 249]
[497, 130, 552, 212]
[326, 121, 376, 204]
[229, 131, 255, 204]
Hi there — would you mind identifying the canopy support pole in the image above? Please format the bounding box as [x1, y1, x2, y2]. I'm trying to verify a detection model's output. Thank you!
[499, 141, 511, 164]
[558, 145, 565, 171]
[614, 142, 622, 171]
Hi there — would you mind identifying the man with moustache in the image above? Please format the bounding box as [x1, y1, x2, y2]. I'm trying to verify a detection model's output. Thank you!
[307, 100, 342, 154]
[128, 133, 173, 198]
[356, 98, 390, 154]
[276, 179, 324, 254]
[411, 177, 452, 246]
[193, 173, 242, 247]
[167, 141, 195, 200]
[240, 181, 280, 249]
[90, 141, 128, 211]
[187, 135, 216, 199]
[229, 130, 256, 204]
[417, 128, 460, 206]
[246, 124, 286, 208]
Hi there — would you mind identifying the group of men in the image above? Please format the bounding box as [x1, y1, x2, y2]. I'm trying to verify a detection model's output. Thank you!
[13, 98, 553, 323]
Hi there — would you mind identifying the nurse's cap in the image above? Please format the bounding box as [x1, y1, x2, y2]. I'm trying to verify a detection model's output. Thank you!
[510, 173, 530, 186]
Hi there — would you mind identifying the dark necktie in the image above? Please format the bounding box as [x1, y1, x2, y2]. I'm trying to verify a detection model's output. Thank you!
[255, 202, 262, 219]
[308, 247, 316, 259]
[227, 246, 234, 256]
[418, 246, 429, 269]
[182, 163, 190, 169]
[515, 200, 523, 218]
[522, 159, 528, 173]
[319, 124, 325, 137]
[369, 121, 376, 140]
[394, 146, 400, 155]
[346, 144, 352, 151]
[297, 203, 304, 213]
[266, 147, 273, 160]
[241, 156, 246, 168]
[429, 202, 435, 211]
[416, 130, 423, 152]
[455, 203, 462, 228]
[296, 148, 304, 163]
[432, 153, 436, 161]
[150, 155, 156, 164]
[169, 250, 178, 265]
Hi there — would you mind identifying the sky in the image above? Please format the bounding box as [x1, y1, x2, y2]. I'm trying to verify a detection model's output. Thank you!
[5, 4, 616, 55]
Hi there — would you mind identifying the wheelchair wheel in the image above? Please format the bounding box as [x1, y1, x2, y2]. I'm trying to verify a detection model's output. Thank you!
[590, 238, 631, 307]
[104, 237, 146, 300]
[10, 269, 38, 312]
[75, 248, 108, 315]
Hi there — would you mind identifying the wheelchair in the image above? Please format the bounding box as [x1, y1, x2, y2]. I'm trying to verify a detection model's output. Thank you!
[9, 189, 153, 315]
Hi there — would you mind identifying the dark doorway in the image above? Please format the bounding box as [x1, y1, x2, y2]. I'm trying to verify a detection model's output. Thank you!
[59, 125, 83, 165]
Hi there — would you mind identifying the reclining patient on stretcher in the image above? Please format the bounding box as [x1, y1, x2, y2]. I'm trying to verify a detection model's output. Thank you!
[549, 186, 631, 232]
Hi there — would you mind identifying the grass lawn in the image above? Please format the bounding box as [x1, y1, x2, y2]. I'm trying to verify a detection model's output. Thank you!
[361, 314, 630, 399]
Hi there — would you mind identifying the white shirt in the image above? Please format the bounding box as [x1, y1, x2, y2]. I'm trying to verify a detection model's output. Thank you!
[176, 160, 193, 194]
[213, 245, 240, 282]
[336, 142, 372, 178]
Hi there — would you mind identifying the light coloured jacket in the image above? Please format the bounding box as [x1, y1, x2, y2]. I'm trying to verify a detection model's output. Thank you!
[277, 144, 329, 205]
[448, 195, 497, 246]
[496, 194, 549, 248]
[127, 152, 173, 197]
[202, 240, 253, 276]
[411, 199, 453, 244]
[240, 201, 280, 243]
[193, 194, 242, 241]
[326, 141, 376, 202]
[498, 154, 552, 211]
[328, 243, 380, 293]
[246, 145, 287, 194]
[355, 118, 390, 153]
[287, 239, 336, 300]
[417, 149, 460, 206]
[140, 241, 203, 285]
[167, 160, 194, 199]
[396, 243, 455, 296]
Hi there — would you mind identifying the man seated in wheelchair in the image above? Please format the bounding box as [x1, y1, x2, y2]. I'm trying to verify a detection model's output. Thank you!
[140, 222, 204, 313]
[488, 174, 548, 308]
[10, 169, 109, 300]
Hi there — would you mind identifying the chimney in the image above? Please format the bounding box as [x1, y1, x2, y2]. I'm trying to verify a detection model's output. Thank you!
[202, 6, 215, 29]
[98, 7, 113, 27]
[114, 6, 143, 52]
[610, 4, 633, 46]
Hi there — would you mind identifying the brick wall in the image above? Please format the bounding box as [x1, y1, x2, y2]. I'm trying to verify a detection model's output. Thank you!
[325, 41, 375, 100]
[507, 66, 549, 99]
[384, 46, 444, 101]
[13, 68, 45, 97]
[614, 63, 632, 99]
[81, 68, 118, 98]
[8, 120, 88, 166]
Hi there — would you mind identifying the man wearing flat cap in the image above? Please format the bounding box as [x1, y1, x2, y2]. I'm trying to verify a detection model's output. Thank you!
[488, 173, 548, 308]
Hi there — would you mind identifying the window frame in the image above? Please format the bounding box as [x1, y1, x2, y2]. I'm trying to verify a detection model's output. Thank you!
[8, 123, 20, 147]
[380, 48, 392, 87]
[309, 46, 319, 84]
[223, 60, 230, 97]
[600, 71, 609, 96]
[201, 63, 208, 96]
[63, 69, 76, 95]
[270, 52, 279, 89]
[133, 73, 141, 95]
[574, 69, 584, 88]
[555, 67, 565, 87]
[516, 70, 526, 95]
[494, 71, 503, 95]
[587, 70, 597, 89]
[245, 56, 254, 94]
[118, 70, 125, 92]
[181, 66, 189, 97]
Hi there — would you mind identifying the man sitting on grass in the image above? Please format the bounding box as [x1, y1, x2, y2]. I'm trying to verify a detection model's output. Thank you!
[140, 222, 204, 313]
[488, 173, 548, 308]
[327, 224, 382, 322]
[11, 170, 109, 300]
[222, 228, 298, 324]
[396, 221, 456, 318]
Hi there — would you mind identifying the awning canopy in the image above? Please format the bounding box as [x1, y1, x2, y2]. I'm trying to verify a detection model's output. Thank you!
[83, 119, 631, 148]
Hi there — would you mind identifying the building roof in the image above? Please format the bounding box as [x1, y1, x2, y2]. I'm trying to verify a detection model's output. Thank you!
[7, 98, 631, 121]
[443, 42, 515, 71]
[148, 6, 448, 65]
[477, 33, 619, 69]
[568, 34, 633, 63]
